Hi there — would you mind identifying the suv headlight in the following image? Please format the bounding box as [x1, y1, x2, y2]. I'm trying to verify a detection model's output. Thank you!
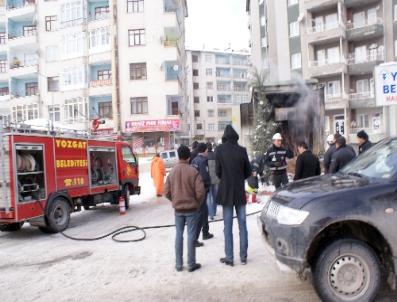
[266, 201, 309, 225]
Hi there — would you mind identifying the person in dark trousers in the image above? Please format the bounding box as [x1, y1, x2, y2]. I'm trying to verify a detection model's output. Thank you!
[191, 143, 213, 245]
[293, 141, 321, 181]
[324, 134, 338, 174]
[165, 145, 206, 272]
[206, 142, 219, 220]
[215, 125, 251, 266]
[264, 133, 294, 189]
[357, 130, 372, 155]
[330, 136, 356, 173]
[189, 141, 199, 164]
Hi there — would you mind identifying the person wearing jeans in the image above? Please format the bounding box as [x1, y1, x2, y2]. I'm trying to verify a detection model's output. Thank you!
[207, 184, 218, 220]
[207, 142, 219, 220]
[165, 145, 206, 272]
[215, 125, 251, 266]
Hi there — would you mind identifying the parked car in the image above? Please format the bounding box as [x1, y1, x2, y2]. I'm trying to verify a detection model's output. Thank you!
[259, 137, 397, 302]
[159, 150, 178, 171]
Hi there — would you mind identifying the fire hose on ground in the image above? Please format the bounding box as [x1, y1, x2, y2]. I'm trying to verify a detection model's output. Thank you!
[60, 209, 263, 243]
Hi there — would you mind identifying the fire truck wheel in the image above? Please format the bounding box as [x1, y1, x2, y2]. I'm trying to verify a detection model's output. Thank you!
[45, 198, 71, 233]
[124, 186, 130, 210]
[0, 221, 24, 232]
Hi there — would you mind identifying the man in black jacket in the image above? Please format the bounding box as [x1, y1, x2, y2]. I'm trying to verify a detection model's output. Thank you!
[215, 125, 251, 266]
[264, 133, 294, 189]
[330, 136, 356, 173]
[191, 143, 213, 245]
[357, 130, 372, 155]
[189, 141, 199, 164]
[294, 141, 321, 181]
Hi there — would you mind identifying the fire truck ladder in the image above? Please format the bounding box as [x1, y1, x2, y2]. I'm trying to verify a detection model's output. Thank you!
[0, 123, 10, 212]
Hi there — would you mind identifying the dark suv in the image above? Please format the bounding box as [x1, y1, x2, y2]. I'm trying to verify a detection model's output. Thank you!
[259, 137, 397, 302]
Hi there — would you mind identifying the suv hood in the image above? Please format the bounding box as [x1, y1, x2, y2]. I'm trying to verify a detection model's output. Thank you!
[272, 174, 371, 209]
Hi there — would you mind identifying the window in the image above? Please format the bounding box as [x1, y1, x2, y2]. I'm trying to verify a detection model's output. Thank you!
[98, 70, 111, 80]
[326, 80, 341, 97]
[0, 87, 8, 95]
[194, 110, 200, 117]
[291, 53, 302, 69]
[316, 49, 326, 65]
[208, 109, 214, 117]
[233, 82, 246, 92]
[64, 98, 87, 123]
[196, 123, 203, 130]
[233, 69, 247, 79]
[353, 11, 366, 28]
[48, 105, 60, 122]
[218, 95, 232, 104]
[260, 16, 266, 27]
[367, 8, 377, 25]
[98, 101, 112, 118]
[122, 146, 136, 164]
[62, 32, 85, 57]
[0, 60, 6, 73]
[166, 95, 179, 115]
[325, 13, 338, 30]
[355, 46, 367, 63]
[288, 0, 298, 5]
[205, 54, 212, 63]
[289, 21, 299, 37]
[327, 47, 340, 64]
[128, 29, 145, 46]
[217, 82, 230, 91]
[89, 27, 110, 49]
[61, 0, 84, 24]
[192, 55, 199, 63]
[357, 114, 369, 128]
[62, 66, 86, 89]
[208, 123, 215, 131]
[95, 6, 109, 19]
[12, 104, 39, 122]
[45, 16, 57, 31]
[207, 96, 214, 102]
[207, 82, 213, 89]
[218, 121, 231, 131]
[23, 26, 36, 37]
[26, 82, 38, 96]
[194, 96, 199, 103]
[206, 68, 212, 76]
[215, 55, 230, 65]
[47, 76, 59, 92]
[130, 97, 148, 114]
[130, 63, 147, 80]
[0, 33, 5, 45]
[314, 16, 324, 32]
[46, 46, 59, 62]
[193, 83, 199, 90]
[356, 79, 370, 93]
[127, 0, 144, 13]
[193, 69, 199, 76]
[218, 109, 228, 117]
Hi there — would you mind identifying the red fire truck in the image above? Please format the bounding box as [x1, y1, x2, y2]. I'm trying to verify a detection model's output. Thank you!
[0, 131, 140, 233]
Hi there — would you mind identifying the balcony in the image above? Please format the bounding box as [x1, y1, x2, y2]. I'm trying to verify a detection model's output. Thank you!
[347, 50, 384, 75]
[348, 92, 376, 108]
[9, 63, 37, 79]
[308, 58, 347, 78]
[10, 94, 39, 105]
[8, 32, 37, 49]
[0, 39, 6, 53]
[89, 78, 112, 96]
[324, 95, 347, 110]
[88, 13, 110, 30]
[304, 0, 338, 12]
[7, 0, 35, 20]
[345, 0, 380, 8]
[346, 18, 383, 42]
[306, 22, 345, 44]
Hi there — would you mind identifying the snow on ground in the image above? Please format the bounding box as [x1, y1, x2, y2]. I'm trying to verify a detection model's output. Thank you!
[1, 163, 396, 302]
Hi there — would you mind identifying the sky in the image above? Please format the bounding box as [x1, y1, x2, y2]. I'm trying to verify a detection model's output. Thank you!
[185, 0, 250, 51]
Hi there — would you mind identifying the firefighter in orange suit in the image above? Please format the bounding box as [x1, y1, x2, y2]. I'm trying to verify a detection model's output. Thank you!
[151, 154, 166, 197]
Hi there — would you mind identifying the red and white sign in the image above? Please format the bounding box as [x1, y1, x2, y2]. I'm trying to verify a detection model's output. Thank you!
[125, 119, 181, 133]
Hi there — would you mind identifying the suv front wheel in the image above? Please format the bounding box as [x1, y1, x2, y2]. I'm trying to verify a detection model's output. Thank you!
[313, 239, 382, 302]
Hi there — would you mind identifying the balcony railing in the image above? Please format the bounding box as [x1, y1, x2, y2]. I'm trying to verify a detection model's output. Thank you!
[348, 91, 374, 100]
[10, 58, 38, 69]
[89, 78, 112, 87]
[309, 57, 345, 67]
[307, 21, 339, 34]
[88, 12, 110, 22]
[346, 18, 383, 30]
[347, 50, 384, 65]
[8, 30, 37, 40]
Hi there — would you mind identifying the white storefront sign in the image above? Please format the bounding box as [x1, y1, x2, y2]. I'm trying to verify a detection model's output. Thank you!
[375, 63, 397, 106]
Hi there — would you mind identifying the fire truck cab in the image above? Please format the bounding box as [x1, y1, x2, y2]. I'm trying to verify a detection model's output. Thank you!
[0, 132, 140, 233]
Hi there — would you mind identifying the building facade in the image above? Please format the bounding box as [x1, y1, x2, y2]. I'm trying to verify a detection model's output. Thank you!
[0, 0, 188, 154]
[247, 0, 397, 144]
[185, 49, 250, 145]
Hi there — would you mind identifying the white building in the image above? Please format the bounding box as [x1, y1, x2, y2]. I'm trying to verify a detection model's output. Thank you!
[0, 0, 188, 154]
[185, 49, 251, 145]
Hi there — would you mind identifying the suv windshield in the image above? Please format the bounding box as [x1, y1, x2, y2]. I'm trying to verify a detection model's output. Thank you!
[341, 138, 397, 180]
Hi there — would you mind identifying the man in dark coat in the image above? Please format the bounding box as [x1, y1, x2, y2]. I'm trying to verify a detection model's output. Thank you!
[357, 130, 372, 155]
[330, 136, 356, 173]
[215, 125, 251, 266]
[324, 133, 356, 173]
[189, 141, 199, 164]
[293, 141, 321, 181]
[191, 143, 213, 245]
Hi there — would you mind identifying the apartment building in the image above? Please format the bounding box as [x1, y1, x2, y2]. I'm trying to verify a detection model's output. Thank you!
[0, 0, 187, 154]
[247, 0, 397, 144]
[185, 49, 250, 145]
